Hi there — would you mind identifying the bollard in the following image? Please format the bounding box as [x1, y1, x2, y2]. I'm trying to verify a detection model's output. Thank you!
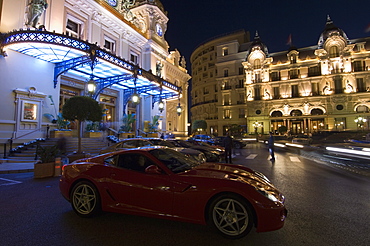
[3, 143, 6, 159]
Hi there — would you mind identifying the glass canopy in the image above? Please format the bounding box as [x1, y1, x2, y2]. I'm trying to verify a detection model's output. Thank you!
[1, 30, 180, 100]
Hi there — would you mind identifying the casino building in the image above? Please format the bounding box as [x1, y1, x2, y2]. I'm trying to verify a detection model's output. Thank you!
[191, 17, 370, 136]
[0, 0, 190, 145]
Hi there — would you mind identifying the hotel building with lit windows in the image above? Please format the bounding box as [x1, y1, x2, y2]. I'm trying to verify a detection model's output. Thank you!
[190, 17, 370, 136]
[0, 0, 190, 145]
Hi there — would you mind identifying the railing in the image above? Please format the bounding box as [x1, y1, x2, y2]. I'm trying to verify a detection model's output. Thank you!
[3, 125, 49, 159]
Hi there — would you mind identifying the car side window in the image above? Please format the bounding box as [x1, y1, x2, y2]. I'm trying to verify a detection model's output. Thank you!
[122, 141, 135, 148]
[104, 155, 119, 166]
[117, 153, 153, 173]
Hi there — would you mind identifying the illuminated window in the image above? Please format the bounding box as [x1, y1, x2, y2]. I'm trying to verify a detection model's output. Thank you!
[290, 55, 297, 64]
[222, 47, 229, 56]
[291, 85, 299, 97]
[329, 46, 339, 58]
[356, 78, 366, 92]
[223, 94, 230, 105]
[290, 69, 298, 79]
[104, 36, 116, 54]
[224, 109, 230, 119]
[66, 19, 82, 38]
[254, 59, 261, 69]
[130, 53, 139, 64]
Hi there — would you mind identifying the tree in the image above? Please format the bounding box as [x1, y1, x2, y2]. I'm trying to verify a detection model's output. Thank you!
[192, 120, 207, 133]
[62, 96, 103, 154]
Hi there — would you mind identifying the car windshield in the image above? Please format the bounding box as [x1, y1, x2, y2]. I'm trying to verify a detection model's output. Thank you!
[177, 140, 194, 148]
[149, 148, 200, 173]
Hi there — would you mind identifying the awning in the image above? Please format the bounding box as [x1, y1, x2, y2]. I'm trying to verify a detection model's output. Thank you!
[1, 30, 180, 101]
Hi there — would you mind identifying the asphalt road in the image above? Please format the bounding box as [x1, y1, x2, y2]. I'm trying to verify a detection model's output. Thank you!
[0, 143, 369, 246]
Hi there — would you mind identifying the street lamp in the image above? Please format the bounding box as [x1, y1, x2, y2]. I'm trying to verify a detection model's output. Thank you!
[87, 77, 96, 96]
[176, 103, 182, 116]
[252, 121, 262, 141]
[131, 92, 140, 105]
[158, 99, 164, 113]
[355, 116, 367, 131]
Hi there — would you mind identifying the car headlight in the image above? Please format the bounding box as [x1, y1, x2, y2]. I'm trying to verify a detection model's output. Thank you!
[255, 187, 279, 202]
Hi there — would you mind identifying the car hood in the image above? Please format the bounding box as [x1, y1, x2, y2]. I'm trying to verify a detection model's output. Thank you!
[181, 162, 272, 186]
[174, 148, 202, 154]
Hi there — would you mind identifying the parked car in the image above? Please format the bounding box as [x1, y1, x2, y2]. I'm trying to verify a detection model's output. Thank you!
[292, 135, 312, 144]
[212, 136, 247, 149]
[145, 138, 206, 163]
[190, 134, 215, 143]
[187, 139, 225, 154]
[167, 139, 222, 162]
[60, 147, 287, 239]
[99, 138, 154, 154]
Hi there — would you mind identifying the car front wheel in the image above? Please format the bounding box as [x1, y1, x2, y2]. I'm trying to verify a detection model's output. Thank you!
[71, 181, 101, 217]
[208, 194, 254, 239]
[234, 142, 241, 149]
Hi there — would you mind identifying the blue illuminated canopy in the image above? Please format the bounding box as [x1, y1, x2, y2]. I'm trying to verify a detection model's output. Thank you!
[1, 30, 180, 100]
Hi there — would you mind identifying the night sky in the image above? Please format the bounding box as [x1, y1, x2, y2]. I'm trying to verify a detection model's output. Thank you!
[160, 0, 370, 68]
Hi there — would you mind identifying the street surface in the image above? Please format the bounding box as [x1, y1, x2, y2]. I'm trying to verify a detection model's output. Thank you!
[1, 143, 369, 246]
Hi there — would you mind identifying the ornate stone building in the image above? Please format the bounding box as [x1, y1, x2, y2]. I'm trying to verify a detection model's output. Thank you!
[191, 17, 370, 136]
[0, 0, 190, 144]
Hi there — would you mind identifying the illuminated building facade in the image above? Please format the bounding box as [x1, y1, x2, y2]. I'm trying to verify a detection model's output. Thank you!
[191, 17, 370, 136]
[0, 0, 190, 144]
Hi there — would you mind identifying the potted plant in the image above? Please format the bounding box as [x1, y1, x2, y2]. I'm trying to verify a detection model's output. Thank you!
[34, 144, 59, 178]
[84, 121, 102, 138]
[119, 113, 136, 138]
[44, 95, 71, 137]
[147, 115, 160, 137]
[62, 96, 103, 161]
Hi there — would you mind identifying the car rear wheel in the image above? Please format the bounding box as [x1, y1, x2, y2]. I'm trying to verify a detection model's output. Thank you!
[208, 194, 254, 239]
[234, 142, 241, 149]
[71, 181, 101, 217]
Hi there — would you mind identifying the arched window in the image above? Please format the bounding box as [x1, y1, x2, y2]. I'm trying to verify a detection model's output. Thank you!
[290, 110, 302, 116]
[356, 105, 369, 113]
[311, 108, 324, 115]
[329, 46, 339, 58]
[254, 59, 261, 69]
[271, 111, 283, 117]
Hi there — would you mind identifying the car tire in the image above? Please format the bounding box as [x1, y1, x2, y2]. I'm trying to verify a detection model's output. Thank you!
[234, 142, 241, 149]
[71, 181, 101, 217]
[208, 194, 254, 239]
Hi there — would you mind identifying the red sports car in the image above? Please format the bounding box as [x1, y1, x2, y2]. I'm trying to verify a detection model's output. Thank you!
[59, 147, 287, 239]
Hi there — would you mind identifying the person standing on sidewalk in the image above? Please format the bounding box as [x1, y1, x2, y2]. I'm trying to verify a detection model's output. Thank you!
[223, 132, 233, 163]
[268, 132, 275, 161]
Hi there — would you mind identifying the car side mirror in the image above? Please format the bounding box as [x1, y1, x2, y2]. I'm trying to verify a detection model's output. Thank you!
[145, 165, 163, 174]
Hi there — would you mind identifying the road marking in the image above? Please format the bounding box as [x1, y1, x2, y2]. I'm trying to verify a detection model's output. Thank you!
[0, 178, 22, 186]
[246, 154, 258, 159]
[289, 156, 301, 162]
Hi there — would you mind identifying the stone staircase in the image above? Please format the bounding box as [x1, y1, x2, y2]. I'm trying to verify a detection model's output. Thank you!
[5, 137, 109, 164]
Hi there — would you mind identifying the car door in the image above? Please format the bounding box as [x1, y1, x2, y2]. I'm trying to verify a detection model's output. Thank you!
[106, 152, 173, 216]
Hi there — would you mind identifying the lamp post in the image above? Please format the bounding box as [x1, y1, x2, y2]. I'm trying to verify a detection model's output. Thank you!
[355, 116, 367, 131]
[253, 121, 262, 141]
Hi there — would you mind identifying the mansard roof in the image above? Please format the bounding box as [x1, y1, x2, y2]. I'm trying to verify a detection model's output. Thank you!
[245, 31, 269, 58]
[317, 15, 349, 48]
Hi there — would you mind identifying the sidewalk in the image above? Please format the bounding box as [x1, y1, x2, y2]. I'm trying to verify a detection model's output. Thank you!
[0, 161, 35, 174]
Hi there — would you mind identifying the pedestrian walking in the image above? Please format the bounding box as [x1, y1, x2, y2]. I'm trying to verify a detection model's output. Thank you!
[223, 132, 233, 163]
[56, 133, 67, 156]
[268, 131, 275, 161]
